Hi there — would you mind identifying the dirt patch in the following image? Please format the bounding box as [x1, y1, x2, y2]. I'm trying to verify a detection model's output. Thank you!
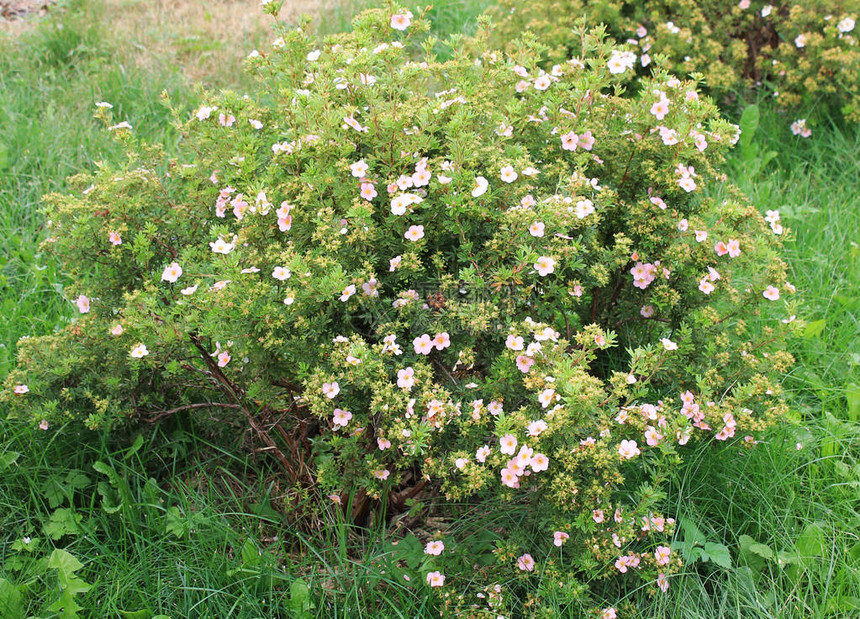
[0, 0, 55, 35]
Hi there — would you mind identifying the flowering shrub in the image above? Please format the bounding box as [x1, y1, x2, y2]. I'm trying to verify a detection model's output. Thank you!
[3, 4, 798, 613]
[492, 0, 860, 123]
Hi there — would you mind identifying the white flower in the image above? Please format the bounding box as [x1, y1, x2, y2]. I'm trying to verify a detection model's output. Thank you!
[837, 17, 855, 33]
[471, 176, 489, 197]
[607, 50, 636, 74]
[195, 106, 216, 121]
[130, 343, 149, 358]
[272, 266, 291, 281]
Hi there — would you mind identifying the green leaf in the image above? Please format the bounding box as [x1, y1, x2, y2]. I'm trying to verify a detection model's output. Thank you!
[97, 481, 123, 514]
[240, 538, 261, 568]
[749, 543, 774, 560]
[0, 578, 24, 619]
[846, 383, 860, 422]
[164, 506, 188, 538]
[0, 452, 20, 472]
[48, 549, 92, 619]
[124, 434, 146, 460]
[796, 522, 826, 558]
[802, 319, 826, 338]
[93, 461, 125, 513]
[289, 578, 313, 616]
[704, 542, 732, 569]
[738, 105, 760, 149]
[42, 476, 69, 509]
[43, 508, 83, 540]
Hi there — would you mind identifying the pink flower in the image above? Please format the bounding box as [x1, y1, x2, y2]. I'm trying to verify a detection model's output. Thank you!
[618, 439, 640, 459]
[413, 334, 434, 355]
[593, 509, 605, 523]
[433, 332, 451, 350]
[350, 160, 369, 178]
[517, 553, 535, 571]
[655, 545, 671, 565]
[506, 335, 524, 351]
[529, 222, 545, 237]
[726, 239, 741, 257]
[651, 196, 667, 210]
[373, 468, 390, 480]
[515, 355, 535, 373]
[397, 367, 415, 390]
[426, 571, 445, 587]
[476, 445, 491, 462]
[500, 467, 520, 488]
[39, 419, 50, 430]
[13, 384, 29, 395]
[75, 295, 90, 314]
[332, 408, 352, 427]
[360, 183, 377, 201]
[601, 609, 617, 619]
[217, 351, 231, 367]
[161, 262, 183, 283]
[389, 255, 402, 272]
[322, 382, 340, 399]
[527, 419, 548, 436]
[530, 453, 549, 472]
[763, 286, 780, 301]
[499, 434, 518, 455]
[390, 9, 413, 31]
[404, 225, 425, 242]
[645, 426, 663, 446]
[109, 231, 122, 245]
[678, 177, 697, 192]
[578, 130, 595, 150]
[553, 531, 569, 547]
[699, 279, 715, 294]
[650, 98, 670, 120]
[377, 437, 391, 450]
[534, 256, 555, 276]
[425, 541, 445, 555]
[561, 131, 579, 151]
[657, 573, 669, 593]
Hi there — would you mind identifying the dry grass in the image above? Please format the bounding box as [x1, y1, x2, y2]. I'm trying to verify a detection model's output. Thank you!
[105, 0, 331, 88]
[1, 0, 339, 87]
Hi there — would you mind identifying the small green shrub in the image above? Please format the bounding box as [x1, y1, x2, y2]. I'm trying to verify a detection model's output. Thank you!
[3, 4, 798, 613]
[492, 0, 860, 123]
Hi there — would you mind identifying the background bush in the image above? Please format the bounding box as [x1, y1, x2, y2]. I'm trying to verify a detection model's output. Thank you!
[492, 0, 860, 123]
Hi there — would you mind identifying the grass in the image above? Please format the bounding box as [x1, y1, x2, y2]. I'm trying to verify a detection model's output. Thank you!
[1, 1, 858, 617]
